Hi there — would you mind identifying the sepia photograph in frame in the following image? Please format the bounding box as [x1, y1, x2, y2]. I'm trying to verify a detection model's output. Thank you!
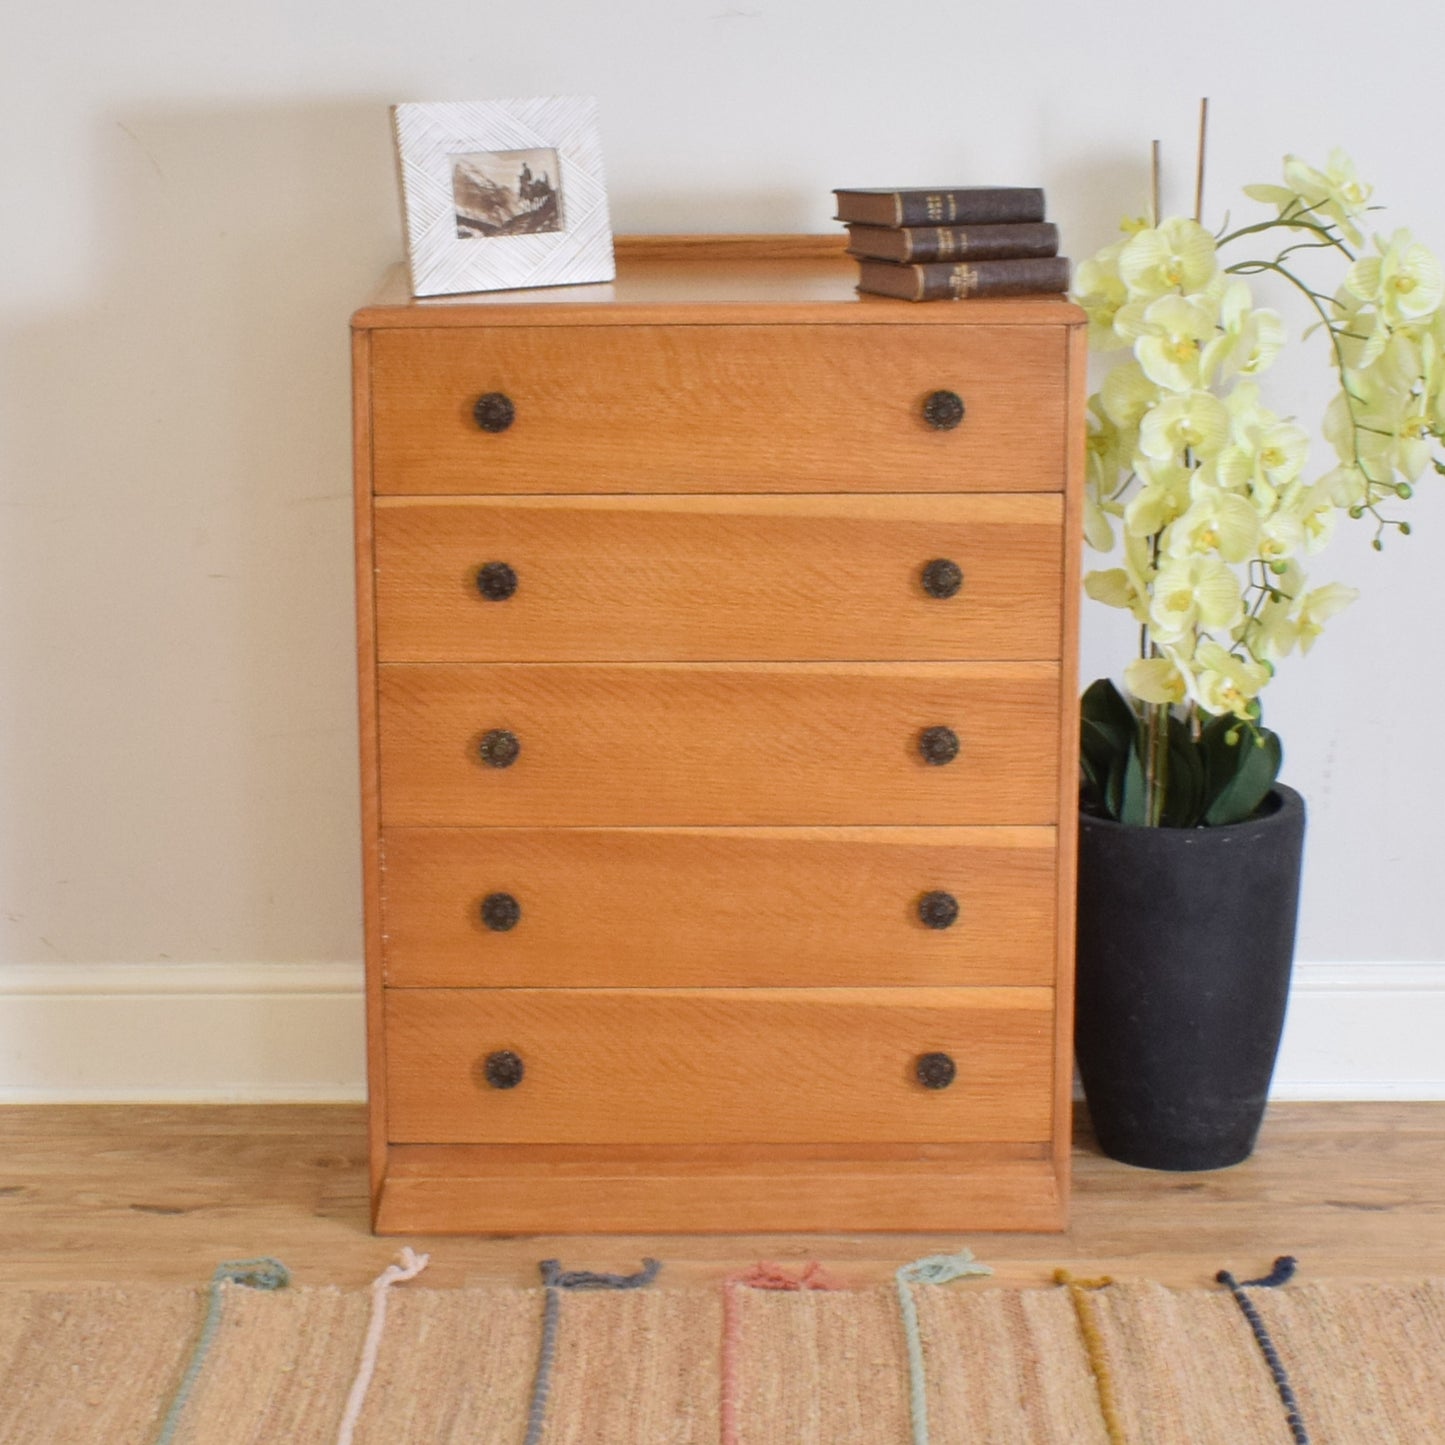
[391, 97, 614, 297]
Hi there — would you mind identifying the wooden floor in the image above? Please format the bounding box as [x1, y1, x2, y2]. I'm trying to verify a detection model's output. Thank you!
[1, 1103, 1440, 1290]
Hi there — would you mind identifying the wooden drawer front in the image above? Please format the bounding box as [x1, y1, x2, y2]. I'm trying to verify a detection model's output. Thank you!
[377, 662, 1060, 826]
[382, 826, 1058, 988]
[385, 987, 1055, 1144]
[373, 494, 1064, 663]
[369, 325, 1067, 494]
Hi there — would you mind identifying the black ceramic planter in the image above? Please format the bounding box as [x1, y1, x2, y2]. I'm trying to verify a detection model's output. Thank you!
[1075, 785, 1306, 1171]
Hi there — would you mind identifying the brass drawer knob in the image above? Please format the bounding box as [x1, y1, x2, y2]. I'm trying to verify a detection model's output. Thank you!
[918, 891, 959, 930]
[476, 561, 518, 601]
[917, 725, 959, 766]
[922, 390, 965, 430]
[479, 729, 521, 768]
[481, 892, 521, 931]
[915, 1052, 957, 1089]
[483, 1050, 525, 1089]
[473, 392, 515, 433]
[920, 558, 963, 598]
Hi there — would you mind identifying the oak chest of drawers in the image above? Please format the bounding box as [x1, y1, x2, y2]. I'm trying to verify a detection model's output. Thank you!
[352, 235, 1086, 1234]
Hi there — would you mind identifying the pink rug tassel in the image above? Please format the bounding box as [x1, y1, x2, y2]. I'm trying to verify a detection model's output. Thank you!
[335, 1248, 430, 1445]
[721, 1262, 840, 1445]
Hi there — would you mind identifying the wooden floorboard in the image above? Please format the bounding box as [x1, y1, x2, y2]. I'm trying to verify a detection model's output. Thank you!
[0, 1103, 1440, 1289]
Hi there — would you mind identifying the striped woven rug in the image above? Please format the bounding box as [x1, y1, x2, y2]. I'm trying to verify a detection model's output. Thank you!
[1, 1255, 1441, 1443]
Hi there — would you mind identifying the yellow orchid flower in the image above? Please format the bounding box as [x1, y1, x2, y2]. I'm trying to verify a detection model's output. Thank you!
[1073, 243, 1131, 350]
[1295, 582, 1359, 653]
[1148, 556, 1243, 645]
[1346, 229, 1444, 327]
[1217, 412, 1311, 502]
[1317, 462, 1371, 509]
[1099, 360, 1160, 431]
[1249, 594, 1300, 662]
[1121, 294, 1220, 393]
[1244, 149, 1373, 246]
[1191, 642, 1271, 721]
[1125, 458, 1192, 537]
[1138, 390, 1231, 462]
[1292, 483, 1339, 554]
[1082, 534, 1154, 623]
[1125, 654, 1192, 706]
[1118, 218, 1220, 302]
[1258, 506, 1306, 564]
[1163, 489, 1261, 563]
[1203, 282, 1285, 382]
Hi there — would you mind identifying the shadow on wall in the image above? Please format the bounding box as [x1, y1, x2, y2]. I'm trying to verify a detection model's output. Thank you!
[0, 100, 401, 968]
[1045, 152, 1150, 258]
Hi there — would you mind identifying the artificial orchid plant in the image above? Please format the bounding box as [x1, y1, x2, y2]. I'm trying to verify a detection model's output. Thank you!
[1073, 150, 1445, 826]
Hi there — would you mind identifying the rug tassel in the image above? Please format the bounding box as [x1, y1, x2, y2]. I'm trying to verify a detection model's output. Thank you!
[335, 1248, 430, 1445]
[1217, 1257, 1309, 1445]
[153, 1258, 290, 1445]
[1055, 1269, 1126, 1445]
[897, 1249, 993, 1445]
[524, 1259, 660, 1445]
[721, 1261, 840, 1445]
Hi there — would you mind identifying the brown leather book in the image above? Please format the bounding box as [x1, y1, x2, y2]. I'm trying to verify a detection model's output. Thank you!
[833, 187, 1045, 227]
[856, 255, 1072, 302]
[846, 221, 1059, 264]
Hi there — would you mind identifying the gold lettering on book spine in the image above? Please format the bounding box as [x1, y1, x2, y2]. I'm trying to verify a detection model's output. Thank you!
[947, 265, 979, 299]
[934, 229, 967, 260]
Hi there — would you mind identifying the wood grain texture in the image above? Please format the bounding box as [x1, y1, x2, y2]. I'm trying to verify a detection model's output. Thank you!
[380, 825, 1058, 988]
[376, 661, 1061, 827]
[383, 986, 1054, 1146]
[351, 328, 387, 1209]
[613, 233, 852, 261]
[353, 243, 1087, 329]
[369, 324, 1067, 494]
[353, 244, 1087, 1234]
[1052, 321, 1089, 1199]
[378, 1142, 1063, 1233]
[373, 493, 1065, 663]
[1, 1103, 1441, 1282]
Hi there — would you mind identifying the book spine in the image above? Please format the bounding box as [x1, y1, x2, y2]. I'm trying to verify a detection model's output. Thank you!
[858, 255, 1072, 301]
[896, 189, 1046, 226]
[849, 222, 1059, 263]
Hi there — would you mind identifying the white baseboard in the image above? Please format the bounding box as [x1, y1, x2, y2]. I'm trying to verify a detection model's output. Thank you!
[0, 960, 1440, 1103]
[0, 963, 366, 1103]
[1272, 962, 1445, 1099]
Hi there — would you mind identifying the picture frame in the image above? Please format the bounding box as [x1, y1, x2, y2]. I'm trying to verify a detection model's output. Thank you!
[390, 97, 614, 298]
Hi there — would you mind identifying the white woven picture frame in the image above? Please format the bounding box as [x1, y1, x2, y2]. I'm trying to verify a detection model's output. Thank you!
[391, 97, 614, 297]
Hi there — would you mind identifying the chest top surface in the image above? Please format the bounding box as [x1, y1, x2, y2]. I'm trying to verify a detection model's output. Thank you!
[352, 234, 1087, 330]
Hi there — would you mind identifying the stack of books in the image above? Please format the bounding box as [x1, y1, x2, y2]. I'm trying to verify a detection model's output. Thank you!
[834, 186, 1070, 302]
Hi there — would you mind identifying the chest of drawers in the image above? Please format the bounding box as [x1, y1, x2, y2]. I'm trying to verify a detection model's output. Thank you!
[352, 235, 1086, 1233]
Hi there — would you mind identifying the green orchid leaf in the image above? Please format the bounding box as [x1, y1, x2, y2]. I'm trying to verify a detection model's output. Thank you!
[1119, 732, 1149, 826]
[1198, 712, 1241, 817]
[1081, 718, 1122, 814]
[1162, 713, 1206, 827]
[1081, 678, 1137, 746]
[1203, 725, 1283, 825]
[1082, 679, 1142, 822]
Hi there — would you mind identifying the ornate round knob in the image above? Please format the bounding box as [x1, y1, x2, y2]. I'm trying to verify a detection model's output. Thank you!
[922, 390, 965, 431]
[483, 1049, 525, 1089]
[476, 561, 518, 601]
[481, 892, 521, 932]
[479, 729, 521, 768]
[473, 392, 516, 433]
[915, 1052, 957, 1090]
[921, 558, 963, 599]
[917, 725, 960, 766]
[918, 890, 960, 930]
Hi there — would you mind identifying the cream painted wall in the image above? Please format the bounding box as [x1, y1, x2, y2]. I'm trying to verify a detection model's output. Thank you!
[2, 0, 1442, 992]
